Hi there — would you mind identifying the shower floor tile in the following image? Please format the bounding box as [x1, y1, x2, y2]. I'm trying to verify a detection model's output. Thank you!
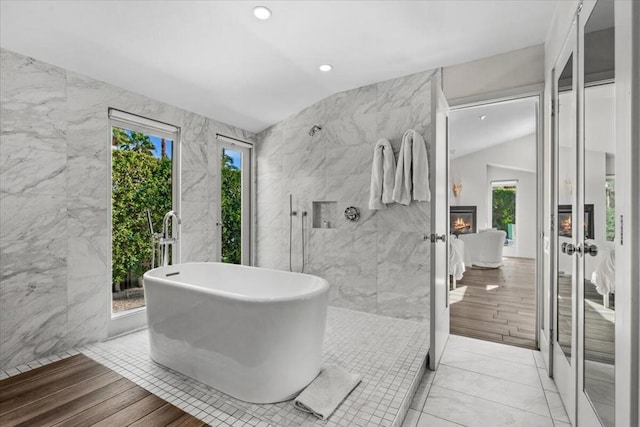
[73, 307, 428, 426]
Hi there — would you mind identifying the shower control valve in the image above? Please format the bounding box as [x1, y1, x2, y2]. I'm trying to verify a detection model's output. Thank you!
[344, 206, 360, 222]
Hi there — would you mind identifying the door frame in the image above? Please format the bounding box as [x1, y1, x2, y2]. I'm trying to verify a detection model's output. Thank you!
[107, 109, 182, 337]
[429, 72, 450, 370]
[448, 86, 545, 348]
[550, 17, 579, 423]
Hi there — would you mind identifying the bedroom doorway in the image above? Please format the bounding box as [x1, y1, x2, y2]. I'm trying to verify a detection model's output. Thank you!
[448, 95, 541, 349]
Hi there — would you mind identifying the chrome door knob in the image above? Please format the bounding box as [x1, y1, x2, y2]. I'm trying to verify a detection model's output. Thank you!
[563, 243, 577, 255]
[578, 243, 598, 256]
[427, 233, 447, 243]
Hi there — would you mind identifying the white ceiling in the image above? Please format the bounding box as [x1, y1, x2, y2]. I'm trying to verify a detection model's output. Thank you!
[449, 97, 538, 159]
[0, 1, 558, 133]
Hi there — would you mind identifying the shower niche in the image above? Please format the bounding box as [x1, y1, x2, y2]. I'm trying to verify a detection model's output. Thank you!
[312, 201, 337, 229]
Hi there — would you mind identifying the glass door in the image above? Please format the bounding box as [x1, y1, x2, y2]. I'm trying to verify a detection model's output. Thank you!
[577, 0, 616, 426]
[552, 23, 577, 424]
[109, 113, 178, 315]
[218, 140, 252, 265]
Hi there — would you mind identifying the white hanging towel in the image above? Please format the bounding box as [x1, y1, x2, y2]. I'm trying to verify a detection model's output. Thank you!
[392, 129, 430, 205]
[392, 133, 413, 206]
[411, 130, 431, 201]
[368, 138, 396, 210]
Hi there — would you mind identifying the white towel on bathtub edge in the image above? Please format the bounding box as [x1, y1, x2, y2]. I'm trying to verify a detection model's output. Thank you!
[293, 365, 363, 420]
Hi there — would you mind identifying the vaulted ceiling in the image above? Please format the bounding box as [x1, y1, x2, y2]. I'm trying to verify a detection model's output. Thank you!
[0, 1, 558, 133]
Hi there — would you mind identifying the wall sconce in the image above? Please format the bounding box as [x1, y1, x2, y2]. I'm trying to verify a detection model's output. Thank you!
[452, 180, 462, 198]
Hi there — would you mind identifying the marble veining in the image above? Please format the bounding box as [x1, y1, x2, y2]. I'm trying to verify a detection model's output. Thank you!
[0, 48, 254, 370]
[256, 69, 437, 321]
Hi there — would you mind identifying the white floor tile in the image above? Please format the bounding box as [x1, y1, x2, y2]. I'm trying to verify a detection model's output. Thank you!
[409, 370, 433, 411]
[447, 335, 536, 366]
[441, 346, 541, 387]
[538, 367, 559, 392]
[423, 385, 554, 427]
[77, 307, 428, 427]
[533, 351, 545, 368]
[544, 390, 570, 423]
[401, 409, 421, 427]
[416, 412, 463, 426]
[433, 364, 550, 417]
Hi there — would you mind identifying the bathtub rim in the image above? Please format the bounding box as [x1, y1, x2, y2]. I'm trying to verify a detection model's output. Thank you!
[143, 262, 330, 303]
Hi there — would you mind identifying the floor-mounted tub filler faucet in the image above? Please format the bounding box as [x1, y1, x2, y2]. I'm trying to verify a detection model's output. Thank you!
[160, 210, 181, 267]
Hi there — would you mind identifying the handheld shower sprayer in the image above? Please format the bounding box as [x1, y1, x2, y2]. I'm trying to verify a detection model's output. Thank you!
[288, 194, 307, 273]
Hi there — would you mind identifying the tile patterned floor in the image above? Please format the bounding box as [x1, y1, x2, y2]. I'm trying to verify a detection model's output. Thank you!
[3, 307, 429, 427]
[402, 334, 571, 427]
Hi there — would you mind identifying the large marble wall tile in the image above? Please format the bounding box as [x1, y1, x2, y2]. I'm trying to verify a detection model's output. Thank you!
[257, 175, 283, 206]
[1, 49, 254, 369]
[182, 171, 212, 202]
[0, 192, 67, 242]
[67, 236, 110, 281]
[65, 273, 110, 346]
[377, 105, 432, 154]
[256, 124, 283, 158]
[377, 231, 430, 265]
[376, 70, 436, 111]
[325, 145, 373, 177]
[66, 154, 109, 205]
[322, 113, 378, 147]
[0, 238, 67, 369]
[285, 101, 328, 131]
[377, 260, 429, 321]
[256, 202, 283, 231]
[181, 231, 214, 263]
[0, 49, 67, 154]
[375, 202, 430, 232]
[0, 147, 66, 195]
[182, 139, 209, 174]
[181, 201, 214, 234]
[323, 85, 378, 120]
[322, 260, 377, 313]
[325, 173, 370, 202]
[282, 124, 322, 155]
[255, 228, 285, 270]
[255, 66, 436, 321]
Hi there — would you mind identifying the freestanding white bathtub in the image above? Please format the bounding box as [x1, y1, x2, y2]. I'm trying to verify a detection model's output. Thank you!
[143, 262, 330, 403]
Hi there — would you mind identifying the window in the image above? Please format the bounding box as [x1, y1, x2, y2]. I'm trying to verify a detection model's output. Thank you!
[109, 110, 179, 314]
[491, 180, 517, 246]
[217, 135, 252, 265]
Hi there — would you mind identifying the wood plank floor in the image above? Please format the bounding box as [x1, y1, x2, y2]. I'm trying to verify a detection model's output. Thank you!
[450, 257, 537, 349]
[0, 354, 206, 427]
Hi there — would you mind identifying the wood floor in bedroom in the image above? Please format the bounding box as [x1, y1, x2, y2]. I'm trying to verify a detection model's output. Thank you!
[450, 257, 537, 349]
[0, 354, 206, 427]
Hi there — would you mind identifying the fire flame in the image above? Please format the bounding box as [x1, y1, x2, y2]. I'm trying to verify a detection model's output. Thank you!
[453, 217, 472, 231]
[562, 216, 572, 234]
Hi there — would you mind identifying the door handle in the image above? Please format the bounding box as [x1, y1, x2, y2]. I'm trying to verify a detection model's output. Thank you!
[426, 233, 447, 243]
[561, 242, 577, 255]
[578, 243, 598, 257]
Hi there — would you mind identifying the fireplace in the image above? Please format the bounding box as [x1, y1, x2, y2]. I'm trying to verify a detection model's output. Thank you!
[450, 206, 477, 235]
[558, 204, 594, 239]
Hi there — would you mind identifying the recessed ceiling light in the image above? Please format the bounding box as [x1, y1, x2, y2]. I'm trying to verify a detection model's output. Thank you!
[319, 64, 333, 72]
[479, 114, 487, 120]
[253, 6, 271, 20]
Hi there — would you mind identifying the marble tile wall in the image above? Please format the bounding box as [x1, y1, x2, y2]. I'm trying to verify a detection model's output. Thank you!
[256, 69, 438, 322]
[0, 48, 253, 370]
